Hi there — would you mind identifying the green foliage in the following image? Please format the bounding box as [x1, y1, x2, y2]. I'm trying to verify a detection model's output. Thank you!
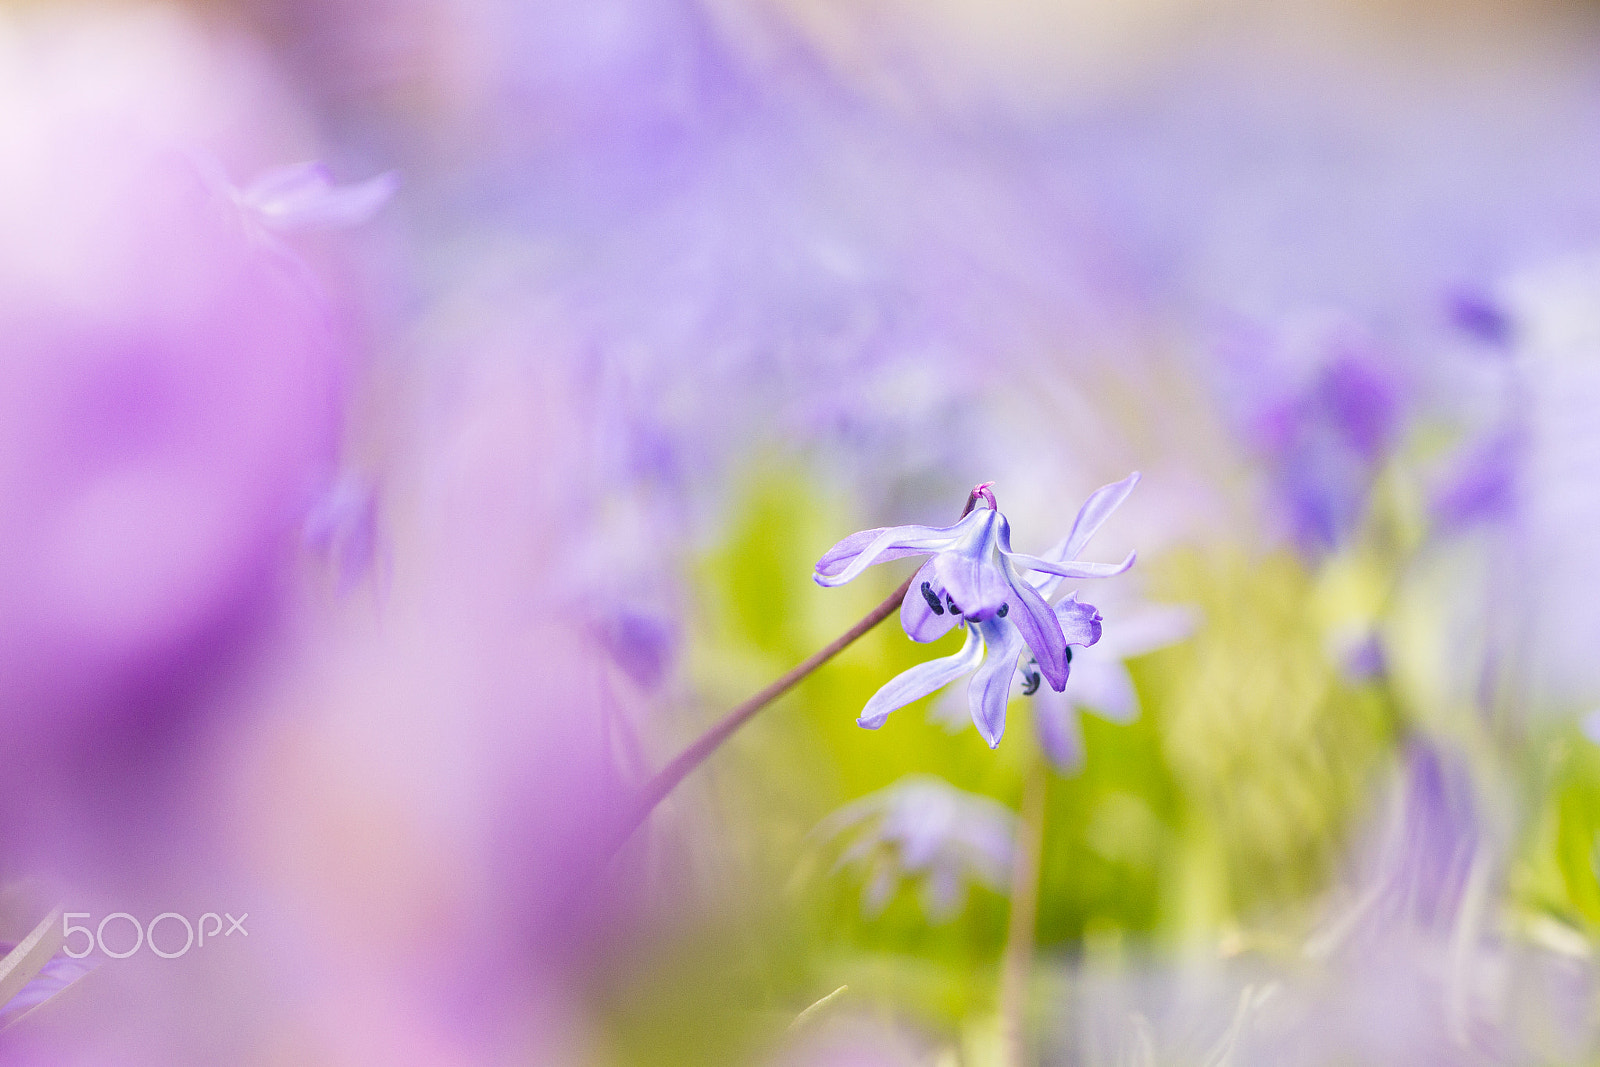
[1514, 729, 1600, 931]
[1154, 548, 1393, 922]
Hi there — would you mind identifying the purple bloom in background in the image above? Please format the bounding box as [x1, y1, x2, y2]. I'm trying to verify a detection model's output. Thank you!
[1219, 316, 1405, 555]
[816, 775, 1016, 921]
[1340, 738, 1484, 942]
[0, 10, 354, 831]
[1431, 430, 1521, 534]
[594, 605, 679, 690]
[1446, 286, 1517, 350]
[1026, 604, 1196, 773]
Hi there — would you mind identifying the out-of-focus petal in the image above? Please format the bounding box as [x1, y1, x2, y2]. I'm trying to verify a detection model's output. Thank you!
[858, 627, 985, 729]
[1099, 605, 1199, 659]
[861, 861, 897, 917]
[1031, 688, 1086, 774]
[921, 861, 967, 922]
[1071, 659, 1140, 723]
[240, 161, 399, 230]
[0, 952, 98, 1030]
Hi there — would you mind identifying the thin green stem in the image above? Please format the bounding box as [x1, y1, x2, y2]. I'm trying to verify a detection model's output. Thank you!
[999, 756, 1048, 1067]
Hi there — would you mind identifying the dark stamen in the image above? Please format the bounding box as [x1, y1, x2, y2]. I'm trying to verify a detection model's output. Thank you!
[920, 582, 945, 616]
[996, 603, 1009, 618]
[1064, 646, 1074, 664]
[946, 594, 962, 615]
[1021, 670, 1041, 696]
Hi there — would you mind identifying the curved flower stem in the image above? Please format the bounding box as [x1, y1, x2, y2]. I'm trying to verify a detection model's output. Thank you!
[609, 573, 915, 853]
[608, 487, 990, 855]
[999, 755, 1048, 1067]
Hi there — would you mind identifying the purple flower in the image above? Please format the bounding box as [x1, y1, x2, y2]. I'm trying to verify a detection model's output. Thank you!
[594, 605, 679, 690]
[863, 597, 1104, 748]
[1025, 603, 1196, 773]
[1218, 316, 1406, 555]
[1430, 430, 1520, 533]
[816, 775, 1016, 921]
[835, 475, 1140, 746]
[815, 476, 1138, 694]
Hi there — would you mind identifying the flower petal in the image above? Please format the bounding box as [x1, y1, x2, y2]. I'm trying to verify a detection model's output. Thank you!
[1099, 605, 1199, 659]
[862, 861, 899, 917]
[1054, 597, 1104, 648]
[858, 627, 985, 729]
[1053, 472, 1140, 562]
[900, 559, 961, 642]
[931, 510, 1009, 619]
[813, 522, 964, 587]
[1031, 688, 1086, 774]
[1073, 659, 1140, 724]
[1001, 559, 1070, 690]
[967, 619, 1025, 748]
[1009, 550, 1137, 581]
[922, 862, 967, 922]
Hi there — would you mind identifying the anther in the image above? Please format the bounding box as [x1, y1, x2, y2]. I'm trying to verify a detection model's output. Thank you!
[996, 603, 1009, 618]
[920, 582, 945, 616]
[1064, 646, 1074, 664]
[1021, 670, 1041, 696]
[946, 594, 962, 615]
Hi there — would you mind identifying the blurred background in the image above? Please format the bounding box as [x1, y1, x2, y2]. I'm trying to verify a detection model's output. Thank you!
[5, 0, 1600, 1063]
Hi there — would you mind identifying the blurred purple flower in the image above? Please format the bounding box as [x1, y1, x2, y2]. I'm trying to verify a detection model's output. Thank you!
[1446, 287, 1516, 350]
[0, 9, 358, 896]
[1026, 604, 1196, 774]
[594, 605, 679, 690]
[1431, 430, 1522, 534]
[1358, 739, 1484, 939]
[816, 775, 1015, 921]
[1220, 316, 1405, 554]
